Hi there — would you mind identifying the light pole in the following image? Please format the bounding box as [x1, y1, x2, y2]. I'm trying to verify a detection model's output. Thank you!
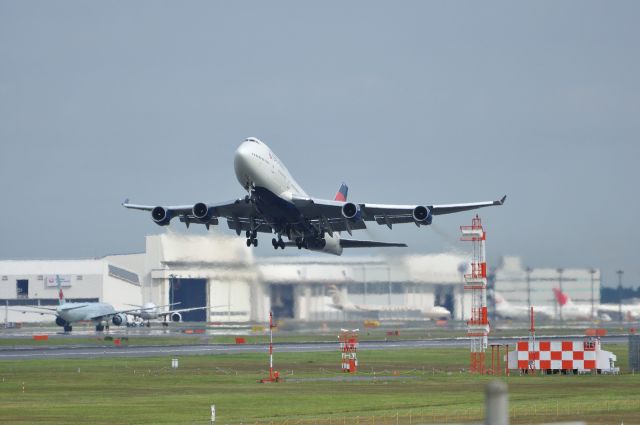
[556, 268, 564, 323]
[617, 270, 624, 322]
[589, 269, 596, 320]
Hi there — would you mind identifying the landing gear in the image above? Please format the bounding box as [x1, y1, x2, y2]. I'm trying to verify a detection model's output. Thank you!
[295, 237, 305, 250]
[63, 325, 72, 332]
[271, 237, 285, 250]
[246, 230, 258, 247]
[96, 324, 105, 332]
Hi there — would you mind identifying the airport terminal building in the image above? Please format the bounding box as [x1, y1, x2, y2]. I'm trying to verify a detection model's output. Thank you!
[1, 234, 601, 325]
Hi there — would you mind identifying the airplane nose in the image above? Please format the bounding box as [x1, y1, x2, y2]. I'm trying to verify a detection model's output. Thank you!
[234, 142, 253, 188]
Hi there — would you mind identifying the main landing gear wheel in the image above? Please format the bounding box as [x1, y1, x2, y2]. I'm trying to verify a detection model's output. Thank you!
[272, 238, 285, 250]
[64, 325, 72, 332]
[96, 324, 105, 332]
[246, 230, 258, 247]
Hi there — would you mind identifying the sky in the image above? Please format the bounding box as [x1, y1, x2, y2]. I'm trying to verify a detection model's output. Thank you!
[1, 1, 638, 287]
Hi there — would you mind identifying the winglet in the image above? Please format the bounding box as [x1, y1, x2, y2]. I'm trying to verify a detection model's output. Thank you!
[122, 198, 130, 206]
[495, 195, 507, 206]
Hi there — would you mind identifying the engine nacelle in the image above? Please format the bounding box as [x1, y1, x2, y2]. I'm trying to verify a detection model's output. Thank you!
[151, 206, 174, 226]
[55, 316, 67, 327]
[341, 202, 362, 221]
[192, 202, 215, 221]
[112, 313, 128, 326]
[412, 205, 432, 225]
[170, 312, 182, 322]
[306, 235, 343, 256]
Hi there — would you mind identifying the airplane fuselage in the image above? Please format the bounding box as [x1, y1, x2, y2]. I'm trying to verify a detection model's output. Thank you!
[57, 302, 116, 323]
[233, 137, 341, 248]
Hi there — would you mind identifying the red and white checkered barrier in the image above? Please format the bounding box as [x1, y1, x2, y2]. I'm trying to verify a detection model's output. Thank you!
[508, 339, 617, 372]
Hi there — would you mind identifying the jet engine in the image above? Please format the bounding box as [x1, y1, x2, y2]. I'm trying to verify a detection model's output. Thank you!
[151, 206, 173, 226]
[55, 316, 67, 327]
[192, 202, 214, 221]
[412, 206, 432, 225]
[170, 312, 182, 322]
[305, 234, 343, 256]
[341, 202, 362, 221]
[112, 313, 128, 326]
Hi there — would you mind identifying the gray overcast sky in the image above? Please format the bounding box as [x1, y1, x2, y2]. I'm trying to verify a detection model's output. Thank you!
[1, 1, 638, 287]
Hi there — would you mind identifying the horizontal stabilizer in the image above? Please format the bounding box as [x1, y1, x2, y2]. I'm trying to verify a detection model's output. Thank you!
[339, 239, 407, 248]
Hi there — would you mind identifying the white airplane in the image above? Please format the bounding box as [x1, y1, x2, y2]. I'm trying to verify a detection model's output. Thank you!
[14, 276, 138, 332]
[123, 137, 506, 255]
[553, 288, 636, 321]
[126, 302, 228, 327]
[493, 292, 554, 320]
[327, 285, 451, 319]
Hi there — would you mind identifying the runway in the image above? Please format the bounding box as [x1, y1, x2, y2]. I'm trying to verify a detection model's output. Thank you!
[0, 335, 628, 360]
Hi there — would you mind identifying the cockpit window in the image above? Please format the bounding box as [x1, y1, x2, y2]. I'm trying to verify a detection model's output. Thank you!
[245, 137, 260, 144]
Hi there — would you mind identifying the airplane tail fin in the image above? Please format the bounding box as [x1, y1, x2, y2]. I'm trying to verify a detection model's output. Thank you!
[334, 183, 348, 202]
[56, 275, 66, 305]
[552, 288, 570, 307]
[327, 284, 346, 308]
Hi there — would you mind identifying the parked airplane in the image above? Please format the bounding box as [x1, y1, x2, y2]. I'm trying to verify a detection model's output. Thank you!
[553, 288, 636, 321]
[493, 292, 554, 320]
[327, 285, 451, 319]
[123, 137, 506, 255]
[126, 302, 228, 327]
[15, 276, 139, 332]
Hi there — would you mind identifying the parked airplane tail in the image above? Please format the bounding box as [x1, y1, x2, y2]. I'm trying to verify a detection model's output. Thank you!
[552, 288, 571, 307]
[56, 275, 66, 305]
[327, 284, 347, 309]
[334, 183, 348, 202]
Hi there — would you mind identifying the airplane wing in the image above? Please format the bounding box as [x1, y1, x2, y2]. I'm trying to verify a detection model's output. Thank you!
[152, 304, 229, 319]
[9, 306, 58, 316]
[122, 198, 275, 233]
[89, 306, 150, 321]
[284, 239, 406, 248]
[292, 195, 506, 229]
[124, 194, 505, 234]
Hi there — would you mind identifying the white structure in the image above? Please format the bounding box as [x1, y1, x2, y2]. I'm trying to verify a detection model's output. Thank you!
[507, 338, 618, 373]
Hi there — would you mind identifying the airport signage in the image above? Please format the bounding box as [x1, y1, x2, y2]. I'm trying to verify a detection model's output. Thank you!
[45, 275, 72, 287]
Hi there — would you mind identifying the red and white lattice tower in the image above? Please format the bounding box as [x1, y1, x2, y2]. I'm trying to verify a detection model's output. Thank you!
[460, 215, 490, 374]
[339, 329, 359, 373]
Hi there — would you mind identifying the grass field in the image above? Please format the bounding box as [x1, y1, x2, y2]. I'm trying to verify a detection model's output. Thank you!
[0, 343, 638, 425]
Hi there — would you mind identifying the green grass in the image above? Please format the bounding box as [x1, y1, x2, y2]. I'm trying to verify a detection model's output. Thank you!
[0, 344, 638, 425]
